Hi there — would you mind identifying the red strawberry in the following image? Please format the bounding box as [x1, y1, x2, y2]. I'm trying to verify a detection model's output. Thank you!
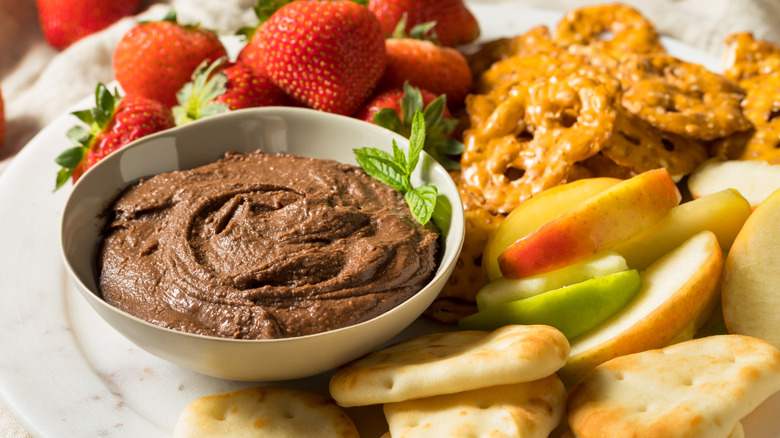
[113, 11, 227, 108]
[35, 0, 142, 50]
[369, 0, 480, 47]
[380, 33, 473, 109]
[173, 58, 291, 125]
[356, 83, 464, 170]
[248, 1, 386, 116]
[54, 84, 174, 190]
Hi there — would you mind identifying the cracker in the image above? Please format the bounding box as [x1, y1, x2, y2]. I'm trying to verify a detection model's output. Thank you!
[173, 386, 359, 438]
[329, 325, 570, 406]
[384, 374, 566, 438]
[567, 335, 780, 438]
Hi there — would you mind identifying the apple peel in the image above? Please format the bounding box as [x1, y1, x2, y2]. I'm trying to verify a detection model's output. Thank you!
[476, 251, 628, 310]
[498, 168, 681, 279]
[460, 269, 641, 340]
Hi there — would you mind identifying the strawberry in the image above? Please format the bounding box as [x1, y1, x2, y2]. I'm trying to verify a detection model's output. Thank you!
[248, 0, 386, 116]
[113, 11, 227, 108]
[54, 84, 174, 190]
[380, 24, 473, 109]
[35, 0, 142, 50]
[356, 83, 464, 170]
[173, 58, 291, 125]
[368, 0, 480, 47]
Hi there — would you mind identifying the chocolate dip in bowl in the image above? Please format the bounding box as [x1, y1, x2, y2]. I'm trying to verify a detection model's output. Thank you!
[60, 107, 464, 381]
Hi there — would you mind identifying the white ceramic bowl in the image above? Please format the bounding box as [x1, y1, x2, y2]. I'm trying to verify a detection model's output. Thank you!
[60, 107, 464, 382]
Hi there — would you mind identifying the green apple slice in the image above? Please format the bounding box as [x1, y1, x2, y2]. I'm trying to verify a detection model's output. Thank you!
[476, 252, 629, 310]
[459, 270, 641, 339]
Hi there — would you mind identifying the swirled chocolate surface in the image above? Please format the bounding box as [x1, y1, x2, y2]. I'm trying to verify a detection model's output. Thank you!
[98, 151, 439, 339]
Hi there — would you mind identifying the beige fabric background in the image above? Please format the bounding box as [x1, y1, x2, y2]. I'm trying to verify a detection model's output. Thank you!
[1, 0, 778, 436]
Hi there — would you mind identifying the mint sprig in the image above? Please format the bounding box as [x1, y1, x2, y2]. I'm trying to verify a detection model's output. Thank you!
[355, 110, 438, 225]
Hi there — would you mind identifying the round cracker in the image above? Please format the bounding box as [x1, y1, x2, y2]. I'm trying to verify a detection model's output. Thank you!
[567, 335, 780, 438]
[329, 325, 570, 407]
[173, 386, 359, 438]
[384, 374, 566, 438]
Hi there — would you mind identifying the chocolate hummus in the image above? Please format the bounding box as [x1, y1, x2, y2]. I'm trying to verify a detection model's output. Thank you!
[98, 151, 439, 340]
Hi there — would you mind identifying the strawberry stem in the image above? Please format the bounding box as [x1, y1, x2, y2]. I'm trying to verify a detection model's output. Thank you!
[173, 57, 230, 126]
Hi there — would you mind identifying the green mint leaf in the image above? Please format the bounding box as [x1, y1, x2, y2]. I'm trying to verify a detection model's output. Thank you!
[404, 185, 438, 225]
[355, 109, 442, 226]
[354, 147, 409, 192]
[391, 139, 408, 171]
[407, 111, 426, 174]
[430, 193, 452, 235]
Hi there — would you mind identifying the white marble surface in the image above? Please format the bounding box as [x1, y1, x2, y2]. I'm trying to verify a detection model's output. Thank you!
[2, 1, 780, 437]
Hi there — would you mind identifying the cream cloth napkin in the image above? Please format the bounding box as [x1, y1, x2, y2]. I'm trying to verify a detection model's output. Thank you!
[1, 0, 779, 436]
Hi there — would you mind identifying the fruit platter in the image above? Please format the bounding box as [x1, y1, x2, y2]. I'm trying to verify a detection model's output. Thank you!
[1, 1, 779, 437]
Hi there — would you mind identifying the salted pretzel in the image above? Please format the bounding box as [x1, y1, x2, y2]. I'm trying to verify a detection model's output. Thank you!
[467, 25, 563, 79]
[619, 54, 751, 141]
[715, 33, 780, 163]
[461, 73, 617, 215]
[554, 4, 665, 63]
[723, 32, 780, 82]
[601, 106, 710, 177]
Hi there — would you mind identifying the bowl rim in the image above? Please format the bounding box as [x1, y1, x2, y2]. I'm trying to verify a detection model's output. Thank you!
[59, 106, 465, 345]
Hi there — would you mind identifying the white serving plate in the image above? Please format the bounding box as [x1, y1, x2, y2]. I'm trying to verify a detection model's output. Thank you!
[0, 4, 777, 437]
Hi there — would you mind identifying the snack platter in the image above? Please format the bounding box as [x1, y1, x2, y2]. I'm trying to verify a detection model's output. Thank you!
[0, 4, 778, 437]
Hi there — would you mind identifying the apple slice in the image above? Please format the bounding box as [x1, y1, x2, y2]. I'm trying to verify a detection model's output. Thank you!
[611, 189, 751, 270]
[558, 230, 724, 387]
[476, 252, 628, 310]
[483, 178, 621, 281]
[688, 157, 780, 209]
[459, 270, 641, 340]
[722, 187, 780, 350]
[498, 169, 681, 279]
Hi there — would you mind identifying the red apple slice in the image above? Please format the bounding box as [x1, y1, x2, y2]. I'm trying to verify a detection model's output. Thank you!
[498, 169, 681, 279]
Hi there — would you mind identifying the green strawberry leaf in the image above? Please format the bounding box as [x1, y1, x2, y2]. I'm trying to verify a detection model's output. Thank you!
[66, 126, 91, 147]
[54, 146, 86, 169]
[71, 109, 94, 127]
[391, 14, 439, 43]
[422, 94, 446, 128]
[401, 82, 424, 123]
[373, 108, 404, 134]
[174, 57, 230, 126]
[404, 185, 438, 227]
[429, 136, 466, 156]
[54, 168, 73, 191]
